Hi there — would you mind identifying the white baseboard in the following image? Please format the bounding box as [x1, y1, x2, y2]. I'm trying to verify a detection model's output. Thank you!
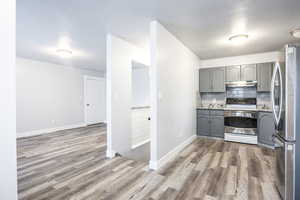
[149, 160, 158, 170]
[17, 123, 87, 138]
[149, 134, 197, 170]
[131, 139, 150, 149]
[106, 150, 116, 158]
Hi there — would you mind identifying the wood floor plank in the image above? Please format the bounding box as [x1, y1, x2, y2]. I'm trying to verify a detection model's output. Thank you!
[17, 124, 280, 200]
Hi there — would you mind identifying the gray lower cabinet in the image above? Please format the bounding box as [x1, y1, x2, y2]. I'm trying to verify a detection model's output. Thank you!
[258, 112, 275, 146]
[197, 110, 224, 138]
[241, 64, 256, 81]
[197, 115, 210, 136]
[226, 66, 240, 82]
[210, 116, 224, 138]
[199, 67, 225, 93]
[257, 63, 273, 92]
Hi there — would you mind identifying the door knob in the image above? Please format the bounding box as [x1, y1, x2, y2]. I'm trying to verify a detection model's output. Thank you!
[86, 104, 90, 106]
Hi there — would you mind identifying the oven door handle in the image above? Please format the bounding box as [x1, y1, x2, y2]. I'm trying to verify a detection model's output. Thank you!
[224, 112, 256, 119]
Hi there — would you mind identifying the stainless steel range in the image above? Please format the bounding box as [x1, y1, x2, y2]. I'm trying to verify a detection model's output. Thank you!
[224, 110, 258, 144]
[224, 84, 258, 144]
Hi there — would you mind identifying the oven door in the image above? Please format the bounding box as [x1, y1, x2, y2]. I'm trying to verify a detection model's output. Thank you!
[224, 111, 257, 135]
[274, 134, 295, 200]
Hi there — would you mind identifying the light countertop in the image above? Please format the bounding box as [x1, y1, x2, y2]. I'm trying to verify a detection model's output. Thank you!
[196, 106, 272, 112]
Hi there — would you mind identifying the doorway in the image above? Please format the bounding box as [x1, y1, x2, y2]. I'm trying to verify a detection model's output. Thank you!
[123, 61, 151, 162]
[84, 76, 106, 125]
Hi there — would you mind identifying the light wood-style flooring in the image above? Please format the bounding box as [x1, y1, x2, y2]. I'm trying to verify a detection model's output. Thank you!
[17, 124, 281, 200]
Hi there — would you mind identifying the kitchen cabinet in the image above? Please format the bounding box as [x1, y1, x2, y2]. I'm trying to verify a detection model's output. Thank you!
[241, 64, 256, 81]
[226, 66, 240, 82]
[226, 64, 257, 82]
[199, 67, 225, 93]
[258, 112, 275, 146]
[199, 69, 211, 92]
[257, 63, 273, 92]
[210, 115, 224, 138]
[211, 68, 225, 92]
[197, 115, 210, 136]
[197, 109, 224, 138]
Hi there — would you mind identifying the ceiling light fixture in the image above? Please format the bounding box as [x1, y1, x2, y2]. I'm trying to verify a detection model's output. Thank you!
[291, 29, 300, 38]
[56, 49, 72, 58]
[229, 34, 249, 45]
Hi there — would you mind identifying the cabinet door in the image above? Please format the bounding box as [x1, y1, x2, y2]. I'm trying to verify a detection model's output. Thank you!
[226, 66, 240, 82]
[210, 115, 224, 138]
[257, 63, 273, 92]
[211, 67, 225, 92]
[197, 115, 210, 136]
[258, 112, 275, 146]
[199, 69, 211, 92]
[241, 64, 257, 81]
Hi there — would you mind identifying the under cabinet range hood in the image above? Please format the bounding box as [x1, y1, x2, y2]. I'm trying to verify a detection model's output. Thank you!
[225, 80, 257, 87]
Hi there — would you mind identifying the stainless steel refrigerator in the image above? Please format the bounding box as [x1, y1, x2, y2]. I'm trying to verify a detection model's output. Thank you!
[271, 44, 300, 200]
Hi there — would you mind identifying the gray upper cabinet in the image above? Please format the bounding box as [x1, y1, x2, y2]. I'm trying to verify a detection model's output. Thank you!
[258, 112, 275, 146]
[257, 63, 273, 92]
[199, 69, 211, 92]
[226, 66, 240, 82]
[226, 65, 257, 82]
[241, 64, 257, 81]
[211, 67, 225, 92]
[199, 67, 225, 93]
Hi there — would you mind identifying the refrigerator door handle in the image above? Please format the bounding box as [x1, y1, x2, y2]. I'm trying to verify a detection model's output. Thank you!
[271, 63, 279, 125]
[277, 62, 283, 126]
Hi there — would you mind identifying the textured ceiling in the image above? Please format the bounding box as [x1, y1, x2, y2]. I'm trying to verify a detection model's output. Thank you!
[17, 0, 300, 71]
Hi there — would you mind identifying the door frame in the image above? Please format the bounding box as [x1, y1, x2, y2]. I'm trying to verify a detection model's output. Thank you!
[83, 75, 105, 125]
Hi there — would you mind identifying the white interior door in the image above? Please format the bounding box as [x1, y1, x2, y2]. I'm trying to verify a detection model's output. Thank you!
[85, 77, 106, 125]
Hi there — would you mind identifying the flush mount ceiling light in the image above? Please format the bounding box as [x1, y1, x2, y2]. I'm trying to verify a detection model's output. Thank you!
[229, 34, 249, 45]
[291, 29, 300, 38]
[56, 49, 72, 58]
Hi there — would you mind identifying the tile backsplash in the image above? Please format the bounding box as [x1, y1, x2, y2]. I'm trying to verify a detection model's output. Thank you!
[199, 93, 226, 106]
[257, 92, 271, 106]
[198, 91, 271, 107]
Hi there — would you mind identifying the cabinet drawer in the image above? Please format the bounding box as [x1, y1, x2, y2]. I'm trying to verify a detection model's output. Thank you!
[197, 109, 210, 115]
[210, 110, 224, 116]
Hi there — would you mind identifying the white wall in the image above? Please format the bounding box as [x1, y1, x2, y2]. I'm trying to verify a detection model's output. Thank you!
[132, 67, 150, 107]
[106, 34, 149, 157]
[16, 58, 105, 137]
[200, 51, 281, 68]
[131, 108, 150, 147]
[150, 21, 200, 168]
[0, 0, 17, 199]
